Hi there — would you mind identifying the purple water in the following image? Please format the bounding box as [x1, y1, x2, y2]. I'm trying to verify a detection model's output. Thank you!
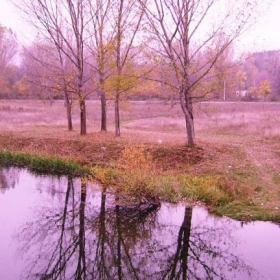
[0, 167, 279, 280]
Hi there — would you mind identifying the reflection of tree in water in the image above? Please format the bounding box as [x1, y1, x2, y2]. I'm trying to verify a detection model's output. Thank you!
[16, 176, 260, 280]
[160, 208, 259, 280]
[17, 178, 159, 279]
[91, 190, 159, 280]
[0, 167, 20, 193]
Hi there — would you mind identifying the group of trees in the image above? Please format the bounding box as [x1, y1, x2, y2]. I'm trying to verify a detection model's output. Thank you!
[0, 0, 273, 144]
[17, 0, 148, 136]
[241, 50, 280, 101]
[191, 45, 280, 101]
[205, 49, 280, 101]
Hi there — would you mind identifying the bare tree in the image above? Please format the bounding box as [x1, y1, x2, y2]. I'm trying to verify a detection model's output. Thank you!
[87, 0, 115, 132]
[112, 0, 147, 137]
[22, 40, 75, 125]
[20, 0, 90, 134]
[21, 42, 57, 103]
[141, 0, 258, 145]
[53, 35, 75, 131]
[0, 25, 17, 75]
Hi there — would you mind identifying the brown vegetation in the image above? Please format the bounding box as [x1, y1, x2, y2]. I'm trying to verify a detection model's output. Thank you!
[0, 100, 279, 218]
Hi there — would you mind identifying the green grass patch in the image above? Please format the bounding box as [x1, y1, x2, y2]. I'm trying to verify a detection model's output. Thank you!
[0, 151, 90, 176]
[91, 166, 233, 207]
[216, 202, 280, 222]
[178, 175, 232, 206]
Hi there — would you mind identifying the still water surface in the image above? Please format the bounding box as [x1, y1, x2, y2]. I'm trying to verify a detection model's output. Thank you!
[0, 167, 279, 280]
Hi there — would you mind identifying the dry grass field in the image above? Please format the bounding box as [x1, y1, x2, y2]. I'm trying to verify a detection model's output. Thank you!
[0, 99, 279, 218]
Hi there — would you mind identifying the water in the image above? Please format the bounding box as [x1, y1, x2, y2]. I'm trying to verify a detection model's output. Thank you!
[0, 167, 279, 280]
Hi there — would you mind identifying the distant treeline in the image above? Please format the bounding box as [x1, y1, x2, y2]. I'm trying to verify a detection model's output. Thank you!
[1, 50, 280, 102]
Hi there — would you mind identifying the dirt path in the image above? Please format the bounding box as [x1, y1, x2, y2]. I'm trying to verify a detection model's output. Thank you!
[197, 130, 280, 211]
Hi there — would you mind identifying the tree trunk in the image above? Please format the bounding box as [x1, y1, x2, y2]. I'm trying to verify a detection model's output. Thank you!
[100, 90, 107, 131]
[66, 102, 73, 131]
[115, 0, 123, 137]
[185, 114, 194, 146]
[80, 98, 87, 135]
[181, 207, 192, 279]
[185, 95, 194, 145]
[116, 205, 123, 280]
[115, 92, 121, 137]
[64, 91, 73, 131]
[179, 89, 195, 146]
[169, 207, 193, 279]
[76, 180, 87, 279]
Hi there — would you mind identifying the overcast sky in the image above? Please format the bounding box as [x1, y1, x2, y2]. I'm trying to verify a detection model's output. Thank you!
[0, 0, 279, 53]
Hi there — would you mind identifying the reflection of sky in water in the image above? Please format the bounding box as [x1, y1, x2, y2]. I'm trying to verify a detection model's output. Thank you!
[234, 221, 280, 280]
[0, 169, 39, 280]
[0, 167, 279, 280]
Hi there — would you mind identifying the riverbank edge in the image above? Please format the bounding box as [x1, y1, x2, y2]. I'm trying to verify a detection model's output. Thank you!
[0, 151, 91, 176]
[1, 150, 279, 223]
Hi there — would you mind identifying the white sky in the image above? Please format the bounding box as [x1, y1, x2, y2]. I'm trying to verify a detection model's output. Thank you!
[0, 0, 280, 53]
[237, 0, 280, 53]
[0, 0, 36, 45]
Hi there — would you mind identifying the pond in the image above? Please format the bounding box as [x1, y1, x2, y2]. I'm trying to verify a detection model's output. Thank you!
[0, 167, 279, 280]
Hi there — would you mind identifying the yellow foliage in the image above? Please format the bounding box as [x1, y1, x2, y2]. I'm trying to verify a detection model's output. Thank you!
[13, 77, 29, 95]
[258, 80, 271, 97]
[117, 145, 154, 174]
[130, 79, 161, 96]
[103, 63, 139, 98]
[235, 70, 247, 89]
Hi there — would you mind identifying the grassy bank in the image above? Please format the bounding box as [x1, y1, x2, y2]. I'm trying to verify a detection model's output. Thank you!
[92, 166, 232, 206]
[0, 142, 279, 222]
[0, 149, 233, 208]
[0, 151, 90, 176]
[216, 203, 280, 223]
[92, 164, 280, 222]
